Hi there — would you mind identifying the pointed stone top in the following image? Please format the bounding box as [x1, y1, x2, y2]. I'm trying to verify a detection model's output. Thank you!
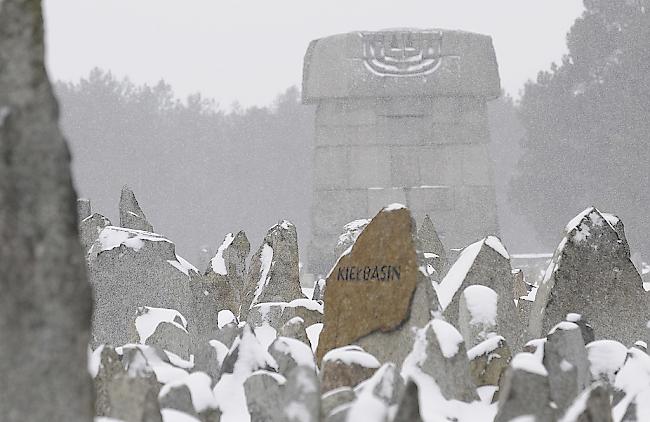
[119, 185, 153, 232]
[418, 215, 446, 256]
[77, 198, 91, 221]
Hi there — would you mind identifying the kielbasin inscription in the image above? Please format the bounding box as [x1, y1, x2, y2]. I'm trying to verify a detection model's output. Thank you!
[336, 265, 401, 281]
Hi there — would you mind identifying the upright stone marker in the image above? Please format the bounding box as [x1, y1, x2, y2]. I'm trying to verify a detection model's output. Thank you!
[303, 29, 501, 273]
[316, 204, 437, 364]
[0, 0, 94, 419]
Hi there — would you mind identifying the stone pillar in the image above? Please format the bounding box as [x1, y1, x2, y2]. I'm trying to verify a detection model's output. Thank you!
[303, 29, 501, 274]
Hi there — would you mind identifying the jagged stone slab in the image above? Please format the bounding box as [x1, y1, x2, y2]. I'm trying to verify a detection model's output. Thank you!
[529, 207, 647, 345]
[320, 345, 380, 393]
[468, 336, 511, 388]
[317, 205, 438, 364]
[78, 198, 92, 221]
[418, 214, 448, 275]
[312, 278, 326, 301]
[242, 220, 303, 319]
[321, 387, 355, 421]
[561, 383, 612, 422]
[80, 212, 112, 253]
[280, 316, 310, 345]
[0, 1, 94, 419]
[269, 336, 316, 376]
[346, 363, 402, 421]
[120, 185, 154, 232]
[393, 381, 424, 422]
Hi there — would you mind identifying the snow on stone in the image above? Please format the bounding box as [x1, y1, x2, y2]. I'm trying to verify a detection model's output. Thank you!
[161, 409, 201, 422]
[301, 286, 315, 299]
[548, 321, 579, 335]
[467, 335, 505, 361]
[462, 285, 498, 326]
[347, 364, 395, 422]
[510, 352, 548, 376]
[88, 344, 104, 378]
[306, 323, 323, 354]
[116, 344, 189, 384]
[159, 372, 218, 413]
[431, 319, 464, 358]
[134, 306, 187, 344]
[484, 236, 510, 259]
[250, 298, 324, 315]
[273, 336, 316, 369]
[167, 254, 198, 276]
[95, 418, 126, 422]
[384, 203, 406, 211]
[164, 351, 194, 369]
[252, 244, 274, 304]
[436, 239, 484, 310]
[565, 207, 610, 243]
[208, 340, 230, 366]
[566, 313, 582, 322]
[586, 340, 628, 384]
[614, 348, 650, 397]
[602, 212, 620, 226]
[337, 218, 370, 248]
[323, 345, 380, 368]
[211, 233, 235, 275]
[218, 310, 236, 329]
[279, 220, 293, 230]
[253, 323, 277, 350]
[98, 226, 170, 252]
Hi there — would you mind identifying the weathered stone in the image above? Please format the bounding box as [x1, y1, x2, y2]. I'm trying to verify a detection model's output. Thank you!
[106, 373, 163, 422]
[544, 322, 591, 414]
[317, 205, 438, 364]
[120, 185, 154, 232]
[95, 345, 127, 417]
[247, 299, 323, 331]
[458, 285, 499, 349]
[402, 319, 479, 402]
[88, 226, 195, 347]
[334, 219, 370, 259]
[312, 278, 326, 301]
[0, 1, 94, 419]
[621, 388, 650, 421]
[346, 363, 402, 420]
[437, 236, 521, 351]
[280, 316, 310, 345]
[219, 324, 278, 377]
[561, 383, 612, 422]
[145, 321, 191, 360]
[418, 214, 448, 275]
[566, 313, 595, 345]
[468, 336, 512, 388]
[393, 381, 424, 422]
[529, 207, 647, 345]
[586, 340, 628, 387]
[269, 336, 316, 376]
[320, 345, 380, 393]
[79, 212, 112, 253]
[321, 387, 356, 420]
[158, 384, 195, 416]
[284, 365, 320, 422]
[78, 198, 92, 220]
[242, 221, 303, 318]
[494, 353, 555, 422]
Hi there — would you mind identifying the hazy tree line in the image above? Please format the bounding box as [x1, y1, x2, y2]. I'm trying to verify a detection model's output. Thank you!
[56, 0, 649, 265]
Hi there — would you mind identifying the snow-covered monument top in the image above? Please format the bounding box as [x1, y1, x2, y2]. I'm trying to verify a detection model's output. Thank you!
[302, 28, 501, 101]
[303, 29, 501, 274]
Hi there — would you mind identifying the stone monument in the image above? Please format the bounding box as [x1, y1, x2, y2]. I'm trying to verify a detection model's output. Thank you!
[303, 29, 501, 274]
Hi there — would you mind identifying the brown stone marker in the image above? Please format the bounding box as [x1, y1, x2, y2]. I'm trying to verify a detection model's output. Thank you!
[316, 205, 419, 362]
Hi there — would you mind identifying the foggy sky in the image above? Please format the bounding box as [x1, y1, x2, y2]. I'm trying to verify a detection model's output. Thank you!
[44, 0, 584, 108]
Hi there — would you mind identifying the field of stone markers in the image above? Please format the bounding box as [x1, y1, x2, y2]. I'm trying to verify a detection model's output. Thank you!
[81, 186, 650, 422]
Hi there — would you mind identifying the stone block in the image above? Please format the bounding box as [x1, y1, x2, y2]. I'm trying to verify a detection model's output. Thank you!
[349, 146, 391, 188]
[418, 145, 464, 186]
[407, 186, 453, 214]
[367, 188, 408, 216]
[461, 144, 493, 186]
[316, 124, 379, 147]
[312, 189, 369, 236]
[378, 115, 432, 145]
[390, 146, 421, 187]
[313, 147, 349, 189]
[316, 99, 377, 127]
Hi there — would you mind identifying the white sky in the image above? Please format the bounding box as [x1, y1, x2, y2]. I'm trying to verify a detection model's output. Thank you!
[43, 0, 584, 108]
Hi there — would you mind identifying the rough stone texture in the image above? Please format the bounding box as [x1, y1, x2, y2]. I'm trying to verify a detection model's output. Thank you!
[563, 383, 613, 422]
[78, 198, 91, 221]
[320, 346, 379, 393]
[334, 218, 370, 259]
[418, 214, 448, 275]
[158, 384, 195, 416]
[284, 366, 320, 422]
[80, 213, 112, 253]
[304, 29, 501, 274]
[247, 299, 323, 331]
[346, 363, 402, 419]
[543, 322, 591, 414]
[0, 1, 94, 420]
[269, 336, 316, 375]
[280, 316, 310, 345]
[95, 346, 127, 417]
[312, 278, 326, 301]
[321, 387, 356, 420]
[468, 336, 512, 388]
[145, 321, 191, 360]
[439, 236, 522, 351]
[119, 185, 154, 232]
[242, 221, 303, 319]
[244, 370, 285, 421]
[106, 373, 163, 422]
[403, 319, 479, 402]
[317, 206, 436, 363]
[393, 381, 424, 422]
[88, 226, 194, 347]
[494, 354, 555, 422]
[528, 207, 648, 345]
[458, 285, 499, 349]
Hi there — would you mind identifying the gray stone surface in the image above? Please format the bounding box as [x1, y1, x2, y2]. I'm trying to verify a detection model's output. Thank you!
[562, 383, 612, 422]
[220, 324, 278, 377]
[158, 384, 195, 416]
[320, 345, 379, 393]
[528, 207, 648, 345]
[458, 285, 499, 349]
[312, 278, 326, 301]
[280, 316, 310, 345]
[346, 363, 402, 419]
[0, 1, 94, 419]
[95, 346, 127, 417]
[119, 185, 154, 232]
[543, 322, 591, 414]
[79, 212, 112, 253]
[145, 321, 191, 360]
[403, 319, 479, 402]
[284, 366, 320, 422]
[418, 214, 448, 275]
[393, 381, 424, 422]
[242, 221, 303, 318]
[247, 299, 323, 331]
[494, 353, 555, 422]
[88, 226, 193, 347]
[78, 198, 92, 221]
[468, 336, 511, 388]
[439, 236, 522, 351]
[321, 387, 355, 421]
[244, 370, 285, 421]
[106, 373, 163, 422]
[269, 336, 316, 376]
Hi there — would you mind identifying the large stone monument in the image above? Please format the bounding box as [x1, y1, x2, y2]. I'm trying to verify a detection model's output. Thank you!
[303, 29, 501, 274]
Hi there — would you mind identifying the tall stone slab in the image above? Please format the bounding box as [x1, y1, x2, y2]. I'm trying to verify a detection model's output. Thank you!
[316, 204, 438, 364]
[0, 0, 94, 419]
[528, 207, 648, 345]
[303, 29, 501, 274]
